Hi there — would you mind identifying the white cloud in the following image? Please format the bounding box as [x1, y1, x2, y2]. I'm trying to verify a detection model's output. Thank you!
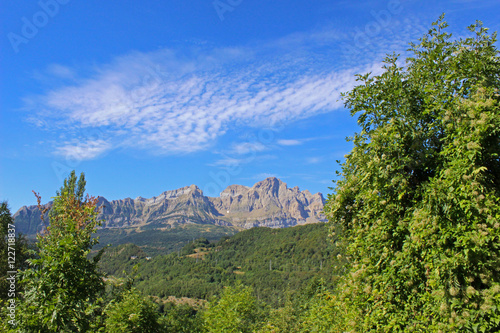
[230, 142, 268, 155]
[209, 157, 244, 167]
[306, 157, 323, 164]
[209, 154, 276, 169]
[277, 139, 302, 146]
[29, 55, 365, 157]
[25, 21, 424, 159]
[46, 64, 75, 80]
[55, 139, 111, 161]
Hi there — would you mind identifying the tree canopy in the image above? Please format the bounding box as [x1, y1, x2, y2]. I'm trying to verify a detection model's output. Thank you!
[325, 17, 500, 332]
[203, 282, 265, 333]
[18, 171, 105, 332]
[104, 288, 161, 333]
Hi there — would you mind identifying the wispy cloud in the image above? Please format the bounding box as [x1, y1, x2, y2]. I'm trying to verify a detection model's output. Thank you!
[46, 64, 76, 80]
[277, 139, 302, 146]
[306, 156, 323, 164]
[230, 142, 268, 155]
[209, 154, 276, 168]
[24, 21, 424, 160]
[277, 136, 328, 146]
[54, 139, 111, 161]
[208, 156, 244, 167]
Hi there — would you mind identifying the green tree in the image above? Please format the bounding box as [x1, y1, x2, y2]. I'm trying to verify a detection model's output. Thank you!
[104, 288, 161, 333]
[17, 171, 106, 332]
[203, 282, 266, 333]
[325, 17, 500, 332]
[258, 297, 300, 333]
[298, 289, 338, 333]
[159, 302, 204, 333]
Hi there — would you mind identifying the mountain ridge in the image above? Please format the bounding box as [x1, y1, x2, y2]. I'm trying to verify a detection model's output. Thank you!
[13, 177, 326, 235]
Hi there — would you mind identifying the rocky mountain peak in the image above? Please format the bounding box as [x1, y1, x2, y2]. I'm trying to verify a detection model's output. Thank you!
[187, 184, 204, 197]
[253, 176, 282, 187]
[251, 177, 287, 197]
[13, 178, 326, 235]
[221, 184, 250, 198]
[208, 177, 326, 228]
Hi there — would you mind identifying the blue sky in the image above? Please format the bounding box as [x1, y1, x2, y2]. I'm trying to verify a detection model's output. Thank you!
[1, 0, 499, 213]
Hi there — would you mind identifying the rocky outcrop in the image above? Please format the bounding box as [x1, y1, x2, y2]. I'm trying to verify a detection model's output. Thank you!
[95, 184, 224, 229]
[13, 178, 326, 234]
[209, 177, 325, 228]
[12, 202, 52, 235]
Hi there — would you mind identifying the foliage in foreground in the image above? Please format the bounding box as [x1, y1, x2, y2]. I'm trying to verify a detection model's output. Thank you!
[104, 288, 161, 333]
[16, 171, 106, 331]
[203, 282, 267, 333]
[325, 17, 500, 332]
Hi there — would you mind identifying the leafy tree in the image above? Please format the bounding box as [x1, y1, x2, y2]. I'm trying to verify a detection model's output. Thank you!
[159, 302, 204, 333]
[203, 282, 266, 333]
[104, 288, 161, 333]
[258, 297, 300, 333]
[17, 171, 106, 332]
[298, 289, 338, 333]
[325, 17, 500, 332]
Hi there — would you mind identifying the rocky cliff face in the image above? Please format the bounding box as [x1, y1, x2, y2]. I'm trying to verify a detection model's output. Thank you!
[209, 178, 325, 228]
[12, 202, 52, 235]
[13, 177, 326, 234]
[96, 184, 224, 229]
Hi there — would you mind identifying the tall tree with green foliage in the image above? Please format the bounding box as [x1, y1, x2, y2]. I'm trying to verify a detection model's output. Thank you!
[104, 288, 161, 333]
[159, 302, 205, 333]
[17, 171, 105, 332]
[203, 282, 266, 333]
[325, 17, 500, 332]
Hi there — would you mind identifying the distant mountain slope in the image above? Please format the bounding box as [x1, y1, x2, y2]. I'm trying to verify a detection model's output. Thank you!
[209, 177, 325, 228]
[13, 202, 51, 235]
[98, 222, 342, 307]
[13, 177, 326, 236]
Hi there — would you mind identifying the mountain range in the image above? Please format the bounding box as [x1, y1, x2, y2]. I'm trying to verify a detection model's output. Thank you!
[13, 177, 326, 236]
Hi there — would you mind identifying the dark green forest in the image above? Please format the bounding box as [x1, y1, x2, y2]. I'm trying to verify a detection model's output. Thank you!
[93, 223, 240, 257]
[98, 222, 343, 307]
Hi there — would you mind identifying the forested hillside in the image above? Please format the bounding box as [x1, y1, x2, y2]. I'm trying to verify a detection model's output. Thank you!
[98, 222, 343, 307]
[93, 224, 240, 256]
